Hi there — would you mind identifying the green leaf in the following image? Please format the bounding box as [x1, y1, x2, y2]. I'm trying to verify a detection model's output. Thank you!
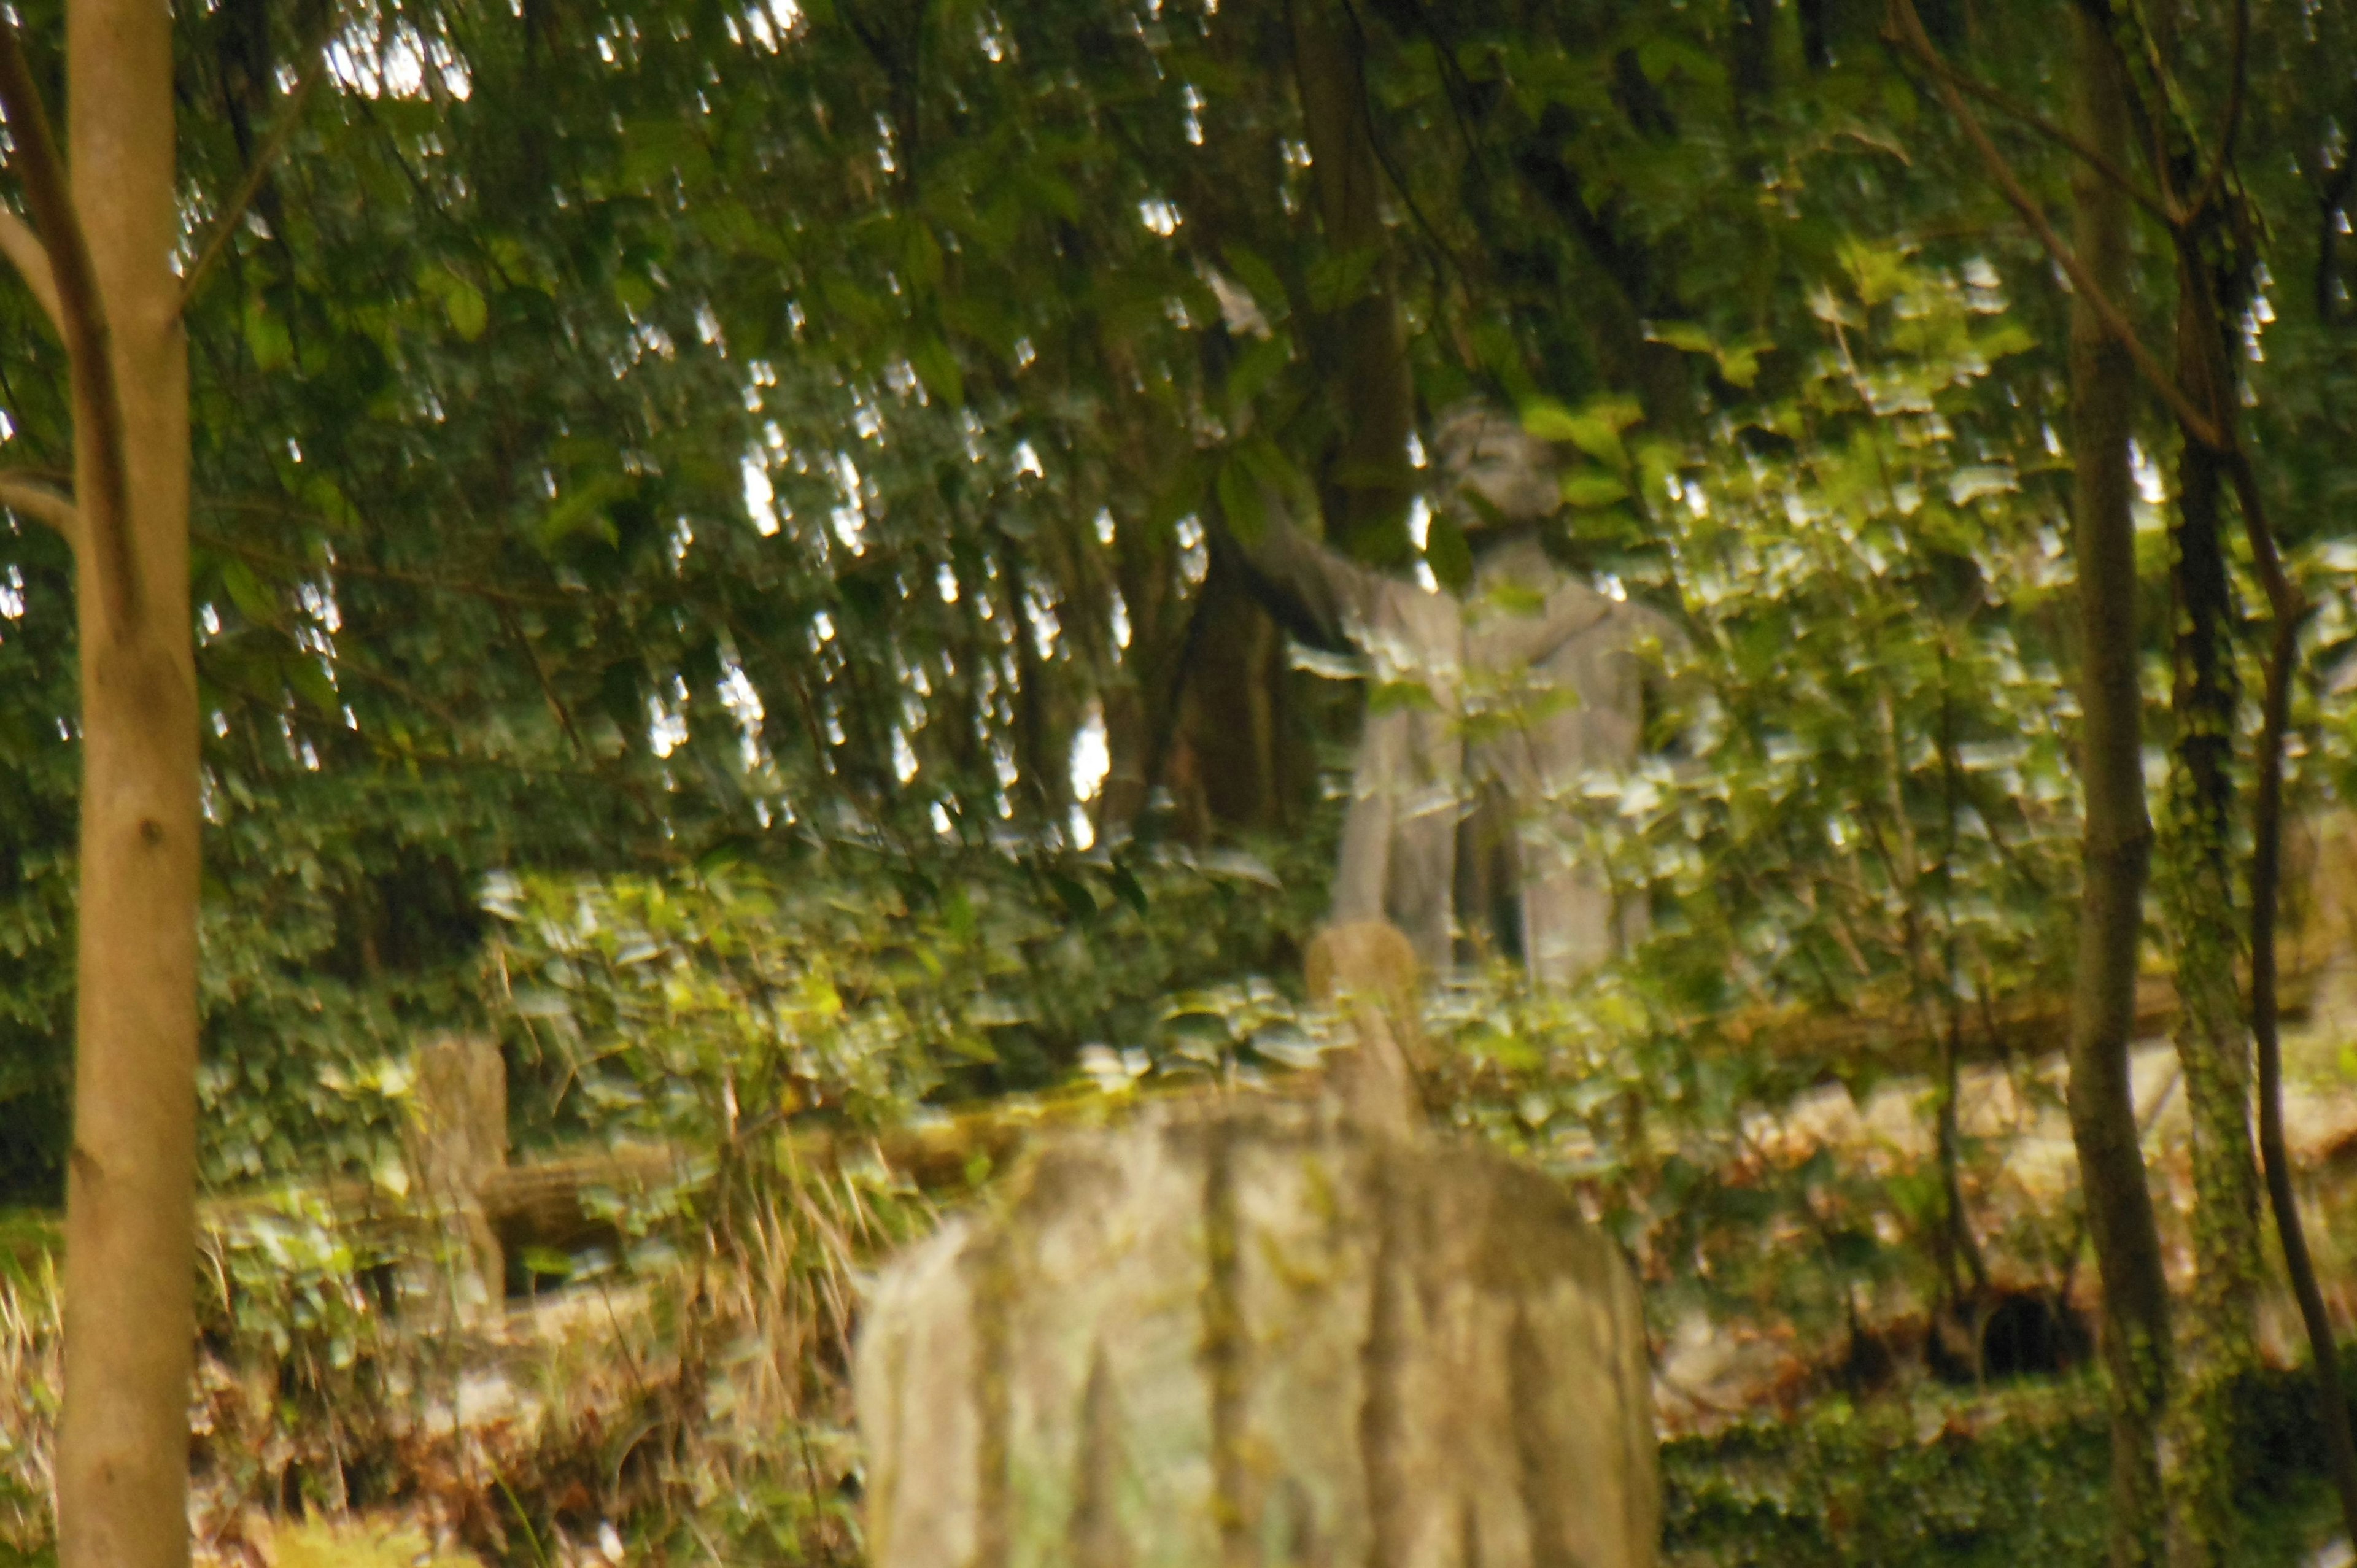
[1560, 471, 1631, 509]
[1521, 399, 1584, 443]
[243, 297, 293, 371]
[1424, 511, 1473, 592]
[902, 222, 945, 292]
[1047, 872, 1097, 923]
[220, 557, 277, 624]
[1219, 245, 1290, 324]
[1108, 862, 1149, 917]
[1368, 679, 1437, 714]
[909, 337, 965, 406]
[1973, 322, 2037, 362]
[519, 1245, 573, 1281]
[1647, 322, 1718, 356]
[286, 655, 340, 717]
[536, 474, 630, 550]
[1216, 457, 1266, 544]
[1636, 36, 1727, 95]
[443, 276, 488, 341]
[1525, 396, 1643, 472]
[1306, 245, 1380, 312]
[613, 270, 657, 316]
[1225, 333, 1291, 412]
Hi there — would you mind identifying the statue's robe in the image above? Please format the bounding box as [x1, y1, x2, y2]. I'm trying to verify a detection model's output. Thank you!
[1245, 527, 1678, 983]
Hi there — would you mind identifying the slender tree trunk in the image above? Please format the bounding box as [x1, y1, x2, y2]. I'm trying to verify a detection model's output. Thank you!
[2250, 601, 2357, 1544]
[2156, 226, 2264, 1568]
[2059, 14, 2174, 1566]
[55, 0, 200, 1563]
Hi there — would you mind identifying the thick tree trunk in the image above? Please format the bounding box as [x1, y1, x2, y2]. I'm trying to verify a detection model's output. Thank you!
[2157, 234, 2264, 1567]
[1290, 0, 1415, 563]
[56, 0, 200, 1563]
[2059, 15, 2174, 1567]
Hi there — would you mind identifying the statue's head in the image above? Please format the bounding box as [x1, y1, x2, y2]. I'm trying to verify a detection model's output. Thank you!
[1431, 404, 1558, 530]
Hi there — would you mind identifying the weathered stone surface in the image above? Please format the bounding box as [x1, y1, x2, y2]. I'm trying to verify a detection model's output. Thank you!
[1304, 921, 1426, 1137]
[857, 1099, 1659, 1568]
[401, 1034, 509, 1310]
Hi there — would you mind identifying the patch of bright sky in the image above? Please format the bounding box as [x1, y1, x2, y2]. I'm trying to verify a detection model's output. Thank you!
[326, 20, 473, 100]
[737, 0, 802, 52]
[0, 563, 22, 620]
[1070, 701, 1109, 804]
[831, 453, 867, 554]
[742, 457, 783, 536]
[1175, 516, 1206, 587]
[297, 577, 341, 635]
[1408, 495, 1439, 593]
[1012, 441, 1045, 480]
[2243, 261, 2276, 363]
[1110, 590, 1131, 650]
[1056, 705, 1107, 842]
[647, 681, 690, 759]
[1024, 584, 1060, 660]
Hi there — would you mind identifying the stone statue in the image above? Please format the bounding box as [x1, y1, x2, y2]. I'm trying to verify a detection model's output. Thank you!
[1229, 406, 1682, 984]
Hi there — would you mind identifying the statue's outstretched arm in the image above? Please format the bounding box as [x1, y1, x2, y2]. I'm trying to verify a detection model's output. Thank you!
[1208, 500, 1386, 655]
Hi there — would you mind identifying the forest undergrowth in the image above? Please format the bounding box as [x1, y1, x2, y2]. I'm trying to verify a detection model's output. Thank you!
[4, 941, 2356, 1567]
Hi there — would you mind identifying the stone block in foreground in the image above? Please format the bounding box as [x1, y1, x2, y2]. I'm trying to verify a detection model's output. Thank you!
[856, 1099, 1659, 1568]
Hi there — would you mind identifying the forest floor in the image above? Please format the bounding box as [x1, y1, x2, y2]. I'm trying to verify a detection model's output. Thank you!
[6, 1009, 2357, 1566]
[1654, 1020, 2357, 1430]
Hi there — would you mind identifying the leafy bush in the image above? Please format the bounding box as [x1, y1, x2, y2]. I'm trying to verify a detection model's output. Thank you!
[480, 827, 1336, 1153]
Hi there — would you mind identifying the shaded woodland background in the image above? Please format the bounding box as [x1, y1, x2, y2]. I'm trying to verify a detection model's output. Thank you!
[6, 0, 2357, 1562]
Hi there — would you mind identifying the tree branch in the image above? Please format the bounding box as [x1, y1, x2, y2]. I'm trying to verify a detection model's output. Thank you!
[179, 52, 327, 312]
[1885, 0, 2226, 452]
[0, 469, 78, 539]
[1902, 44, 2171, 224]
[2185, 0, 2249, 223]
[2224, 451, 2298, 627]
[497, 600, 592, 760]
[0, 21, 137, 630]
[191, 521, 579, 608]
[0, 207, 58, 331]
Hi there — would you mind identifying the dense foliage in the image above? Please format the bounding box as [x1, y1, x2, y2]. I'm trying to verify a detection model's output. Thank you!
[6, 0, 2357, 1557]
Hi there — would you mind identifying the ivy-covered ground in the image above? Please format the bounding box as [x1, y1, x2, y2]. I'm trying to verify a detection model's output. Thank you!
[6, 972, 2355, 1568]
